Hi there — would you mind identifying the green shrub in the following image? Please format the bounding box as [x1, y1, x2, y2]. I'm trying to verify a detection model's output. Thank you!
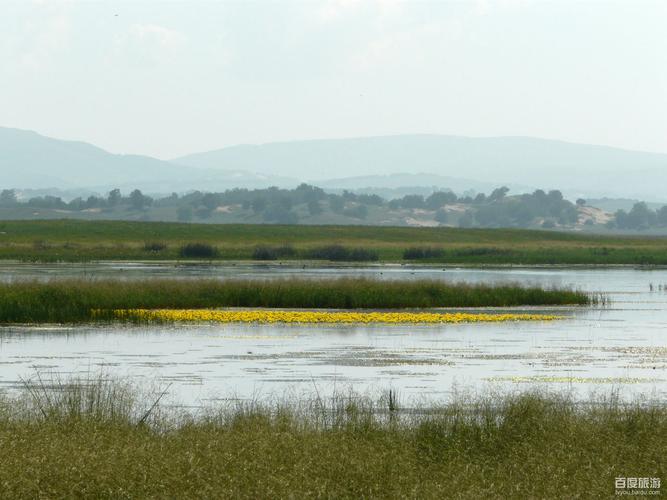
[306, 245, 379, 262]
[403, 247, 445, 260]
[179, 243, 219, 258]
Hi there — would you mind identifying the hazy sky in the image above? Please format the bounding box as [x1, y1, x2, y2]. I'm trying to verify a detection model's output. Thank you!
[1, 0, 666, 159]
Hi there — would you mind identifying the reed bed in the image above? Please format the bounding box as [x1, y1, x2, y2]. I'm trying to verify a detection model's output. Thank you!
[0, 376, 664, 498]
[0, 278, 594, 323]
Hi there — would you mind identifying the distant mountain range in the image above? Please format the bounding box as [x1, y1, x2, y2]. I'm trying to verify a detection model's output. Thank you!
[0, 127, 295, 192]
[2, 127, 667, 201]
[175, 135, 667, 200]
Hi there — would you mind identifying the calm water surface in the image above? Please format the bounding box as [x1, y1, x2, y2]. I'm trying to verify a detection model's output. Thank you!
[1, 263, 666, 405]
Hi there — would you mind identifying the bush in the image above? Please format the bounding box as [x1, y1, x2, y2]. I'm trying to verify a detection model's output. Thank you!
[453, 247, 512, 257]
[143, 242, 167, 252]
[306, 245, 379, 262]
[252, 245, 296, 260]
[179, 243, 219, 258]
[403, 247, 445, 260]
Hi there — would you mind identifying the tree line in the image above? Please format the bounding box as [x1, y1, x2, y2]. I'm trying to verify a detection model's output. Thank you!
[2, 184, 665, 230]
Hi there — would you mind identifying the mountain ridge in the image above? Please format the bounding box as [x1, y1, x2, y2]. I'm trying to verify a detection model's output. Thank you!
[172, 134, 667, 200]
[3, 127, 667, 200]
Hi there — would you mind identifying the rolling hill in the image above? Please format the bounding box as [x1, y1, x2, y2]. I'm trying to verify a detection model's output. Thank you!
[174, 135, 667, 200]
[0, 127, 294, 192]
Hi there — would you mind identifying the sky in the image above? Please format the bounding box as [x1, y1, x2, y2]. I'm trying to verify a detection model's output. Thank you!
[1, 0, 666, 159]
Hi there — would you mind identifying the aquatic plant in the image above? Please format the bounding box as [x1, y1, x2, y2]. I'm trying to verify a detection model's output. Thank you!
[105, 308, 560, 324]
[0, 278, 593, 323]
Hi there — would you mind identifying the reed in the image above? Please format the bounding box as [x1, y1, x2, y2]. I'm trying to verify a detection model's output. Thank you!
[0, 278, 594, 323]
[0, 377, 664, 498]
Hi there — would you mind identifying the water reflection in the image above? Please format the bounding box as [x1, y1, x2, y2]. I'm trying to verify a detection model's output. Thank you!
[0, 264, 666, 404]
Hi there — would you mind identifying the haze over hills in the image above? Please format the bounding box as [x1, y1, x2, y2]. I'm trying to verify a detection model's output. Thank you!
[0, 127, 295, 193]
[2, 127, 667, 201]
[175, 135, 667, 201]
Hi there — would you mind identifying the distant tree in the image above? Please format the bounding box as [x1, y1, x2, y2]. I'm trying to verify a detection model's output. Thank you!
[657, 206, 667, 226]
[473, 193, 487, 204]
[329, 195, 345, 214]
[84, 195, 104, 209]
[357, 193, 384, 206]
[177, 206, 193, 222]
[388, 199, 401, 210]
[434, 209, 448, 224]
[307, 200, 323, 216]
[68, 197, 85, 211]
[399, 194, 425, 209]
[576, 198, 586, 206]
[489, 186, 509, 201]
[0, 189, 17, 206]
[129, 189, 151, 210]
[295, 183, 325, 203]
[263, 206, 298, 224]
[27, 195, 66, 209]
[458, 211, 475, 228]
[615, 202, 655, 230]
[341, 190, 357, 202]
[107, 189, 122, 207]
[201, 193, 219, 211]
[425, 191, 457, 210]
[251, 197, 267, 213]
[343, 204, 368, 219]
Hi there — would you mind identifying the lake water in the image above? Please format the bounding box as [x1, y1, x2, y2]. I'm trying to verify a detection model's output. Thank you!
[1, 263, 666, 406]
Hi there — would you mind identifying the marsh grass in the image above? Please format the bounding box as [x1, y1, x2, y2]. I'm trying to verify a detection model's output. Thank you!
[305, 244, 380, 262]
[0, 278, 595, 323]
[0, 377, 664, 498]
[4, 220, 667, 264]
[252, 244, 296, 260]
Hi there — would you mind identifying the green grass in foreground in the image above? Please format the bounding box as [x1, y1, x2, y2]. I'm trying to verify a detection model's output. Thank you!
[2, 219, 667, 264]
[0, 278, 594, 323]
[0, 378, 664, 498]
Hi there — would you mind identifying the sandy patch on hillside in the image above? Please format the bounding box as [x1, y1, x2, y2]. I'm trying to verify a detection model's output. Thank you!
[215, 205, 236, 213]
[443, 204, 467, 213]
[404, 217, 440, 227]
[578, 206, 612, 224]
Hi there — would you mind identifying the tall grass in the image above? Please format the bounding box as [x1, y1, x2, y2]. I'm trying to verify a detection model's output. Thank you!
[0, 377, 664, 498]
[0, 278, 595, 323]
[305, 245, 380, 262]
[4, 219, 667, 264]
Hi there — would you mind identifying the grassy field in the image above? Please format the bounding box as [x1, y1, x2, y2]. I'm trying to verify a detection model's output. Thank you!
[0, 378, 664, 498]
[0, 278, 592, 323]
[2, 219, 667, 264]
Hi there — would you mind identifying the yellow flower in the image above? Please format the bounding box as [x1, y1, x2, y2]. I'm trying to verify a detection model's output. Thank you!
[103, 308, 560, 325]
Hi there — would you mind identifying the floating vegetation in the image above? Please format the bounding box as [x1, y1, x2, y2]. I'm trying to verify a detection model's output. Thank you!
[103, 309, 561, 325]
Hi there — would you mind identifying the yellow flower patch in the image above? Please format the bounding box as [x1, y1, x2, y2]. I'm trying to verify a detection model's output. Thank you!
[105, 309, 560, 325]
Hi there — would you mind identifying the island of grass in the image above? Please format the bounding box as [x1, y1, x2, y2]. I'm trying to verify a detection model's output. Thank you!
[0, 278, 595, 323]
[2, 220, 667, 265]
[1, 378, 664, 498]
